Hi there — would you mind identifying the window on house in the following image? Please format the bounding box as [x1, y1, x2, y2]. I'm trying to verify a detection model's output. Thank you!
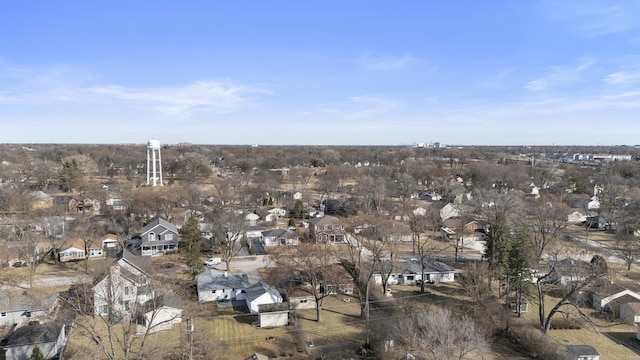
[99, 305, 108, 314]
[300, 299, 307, 304]
[148, 232, 155, 241]
[124, 286, 132, 296]
[0, 312, 6, 317]
[212, 290, 216, 294]
[165, 233, 173, 240]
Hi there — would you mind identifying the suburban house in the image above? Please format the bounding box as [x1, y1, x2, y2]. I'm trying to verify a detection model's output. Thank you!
[373, 261, 456, 286]
[133, 295, 183, 334]
[246, 225, 267, 240]
[589, 283, 640, 311]
[93, 250, 154, 317]
[320, 265, 355, 295]
[309, 216, 347, 244]
[261, 229, 299, 247]
[245, 281, 283, 314]
[0, 323, 67, 360]
[245, 213, 260, 226]
[0, 290, 59, 328]
[67, 197, 100, 214]
[196, 269, 250, 302]
[59, 237, 103, 262]
[267, 208, 287, 218]
[439, 203, 460, 221]
[128, 218, 179, 256]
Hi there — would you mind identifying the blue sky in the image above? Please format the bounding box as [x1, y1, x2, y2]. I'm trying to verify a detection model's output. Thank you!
[1, 1, 640, 146]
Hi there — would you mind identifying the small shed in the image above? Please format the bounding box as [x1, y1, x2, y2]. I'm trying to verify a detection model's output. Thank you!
[257, 303, 289, 328]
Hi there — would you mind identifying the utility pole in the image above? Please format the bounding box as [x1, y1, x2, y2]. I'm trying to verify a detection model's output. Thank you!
[187, 316, 194, 360]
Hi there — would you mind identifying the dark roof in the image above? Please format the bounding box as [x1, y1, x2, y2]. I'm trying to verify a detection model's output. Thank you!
[395, 261, 455, 275]
[141, 218, 178, 235]
[197, 270, 250, 292]
[262, 229, 288, 238]
[1, 323, 64, 347]
[567, 345, 599, 356]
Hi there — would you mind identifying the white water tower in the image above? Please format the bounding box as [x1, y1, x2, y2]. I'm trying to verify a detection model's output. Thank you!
[146, 138, 163, 186]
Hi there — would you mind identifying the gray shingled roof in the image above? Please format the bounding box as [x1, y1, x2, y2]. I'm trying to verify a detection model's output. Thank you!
[141, 218, 178, 234]
[0, 290, 59, 313]
[245, 281, 281, 303]
[197, 270, 250, 292]
[1, 323, 64, 347]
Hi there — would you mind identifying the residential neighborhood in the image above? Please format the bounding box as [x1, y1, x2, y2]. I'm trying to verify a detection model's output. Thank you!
[2, 143, 640, 359]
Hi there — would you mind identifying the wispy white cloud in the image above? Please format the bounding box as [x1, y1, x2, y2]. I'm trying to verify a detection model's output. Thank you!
[318, 96, 396, 120]
[0, 61, 266, 116]
[603, 70, 640, 85]
[360, 53, 421, 70]
[86, 81, 264, 116]
[524, 58, 595, 91]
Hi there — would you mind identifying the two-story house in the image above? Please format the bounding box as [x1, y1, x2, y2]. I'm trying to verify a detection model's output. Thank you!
[93, 250, 155, 317]
[309, 215, 347, 244]
[128, 218, 179, 256]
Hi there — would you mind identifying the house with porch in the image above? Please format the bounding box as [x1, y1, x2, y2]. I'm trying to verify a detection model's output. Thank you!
[128, 218, 179, 256]
[309, 216, 347, 244]
[59, 237, 103, 262]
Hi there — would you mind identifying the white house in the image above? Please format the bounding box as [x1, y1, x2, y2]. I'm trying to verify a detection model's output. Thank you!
[59, 237, 103, 262]
[1, 323, 67, 360]
[245, 213, 260, 226]
[93, 251, 154, 316]
[268, 208, 287, 218]
[246, 225, 267, 240]
[374, 261, 455, 286]
[0, 290, 59, 328]
[261, 229, 299, 247]
[245, 281, 283, 314]
[196, 269, 250, 302]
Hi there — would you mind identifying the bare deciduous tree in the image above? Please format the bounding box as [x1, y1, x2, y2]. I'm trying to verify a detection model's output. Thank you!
[272, 242, 337, 322]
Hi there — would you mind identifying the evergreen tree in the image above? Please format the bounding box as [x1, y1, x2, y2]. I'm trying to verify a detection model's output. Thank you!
[30, 346, 45, 360]
[180, 216, 204, 279]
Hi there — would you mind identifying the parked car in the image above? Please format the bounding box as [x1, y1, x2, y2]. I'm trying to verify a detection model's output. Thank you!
[204, 257, 222, 266]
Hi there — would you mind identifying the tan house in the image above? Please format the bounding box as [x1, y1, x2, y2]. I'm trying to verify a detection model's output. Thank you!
[59, 237, 103, 262]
